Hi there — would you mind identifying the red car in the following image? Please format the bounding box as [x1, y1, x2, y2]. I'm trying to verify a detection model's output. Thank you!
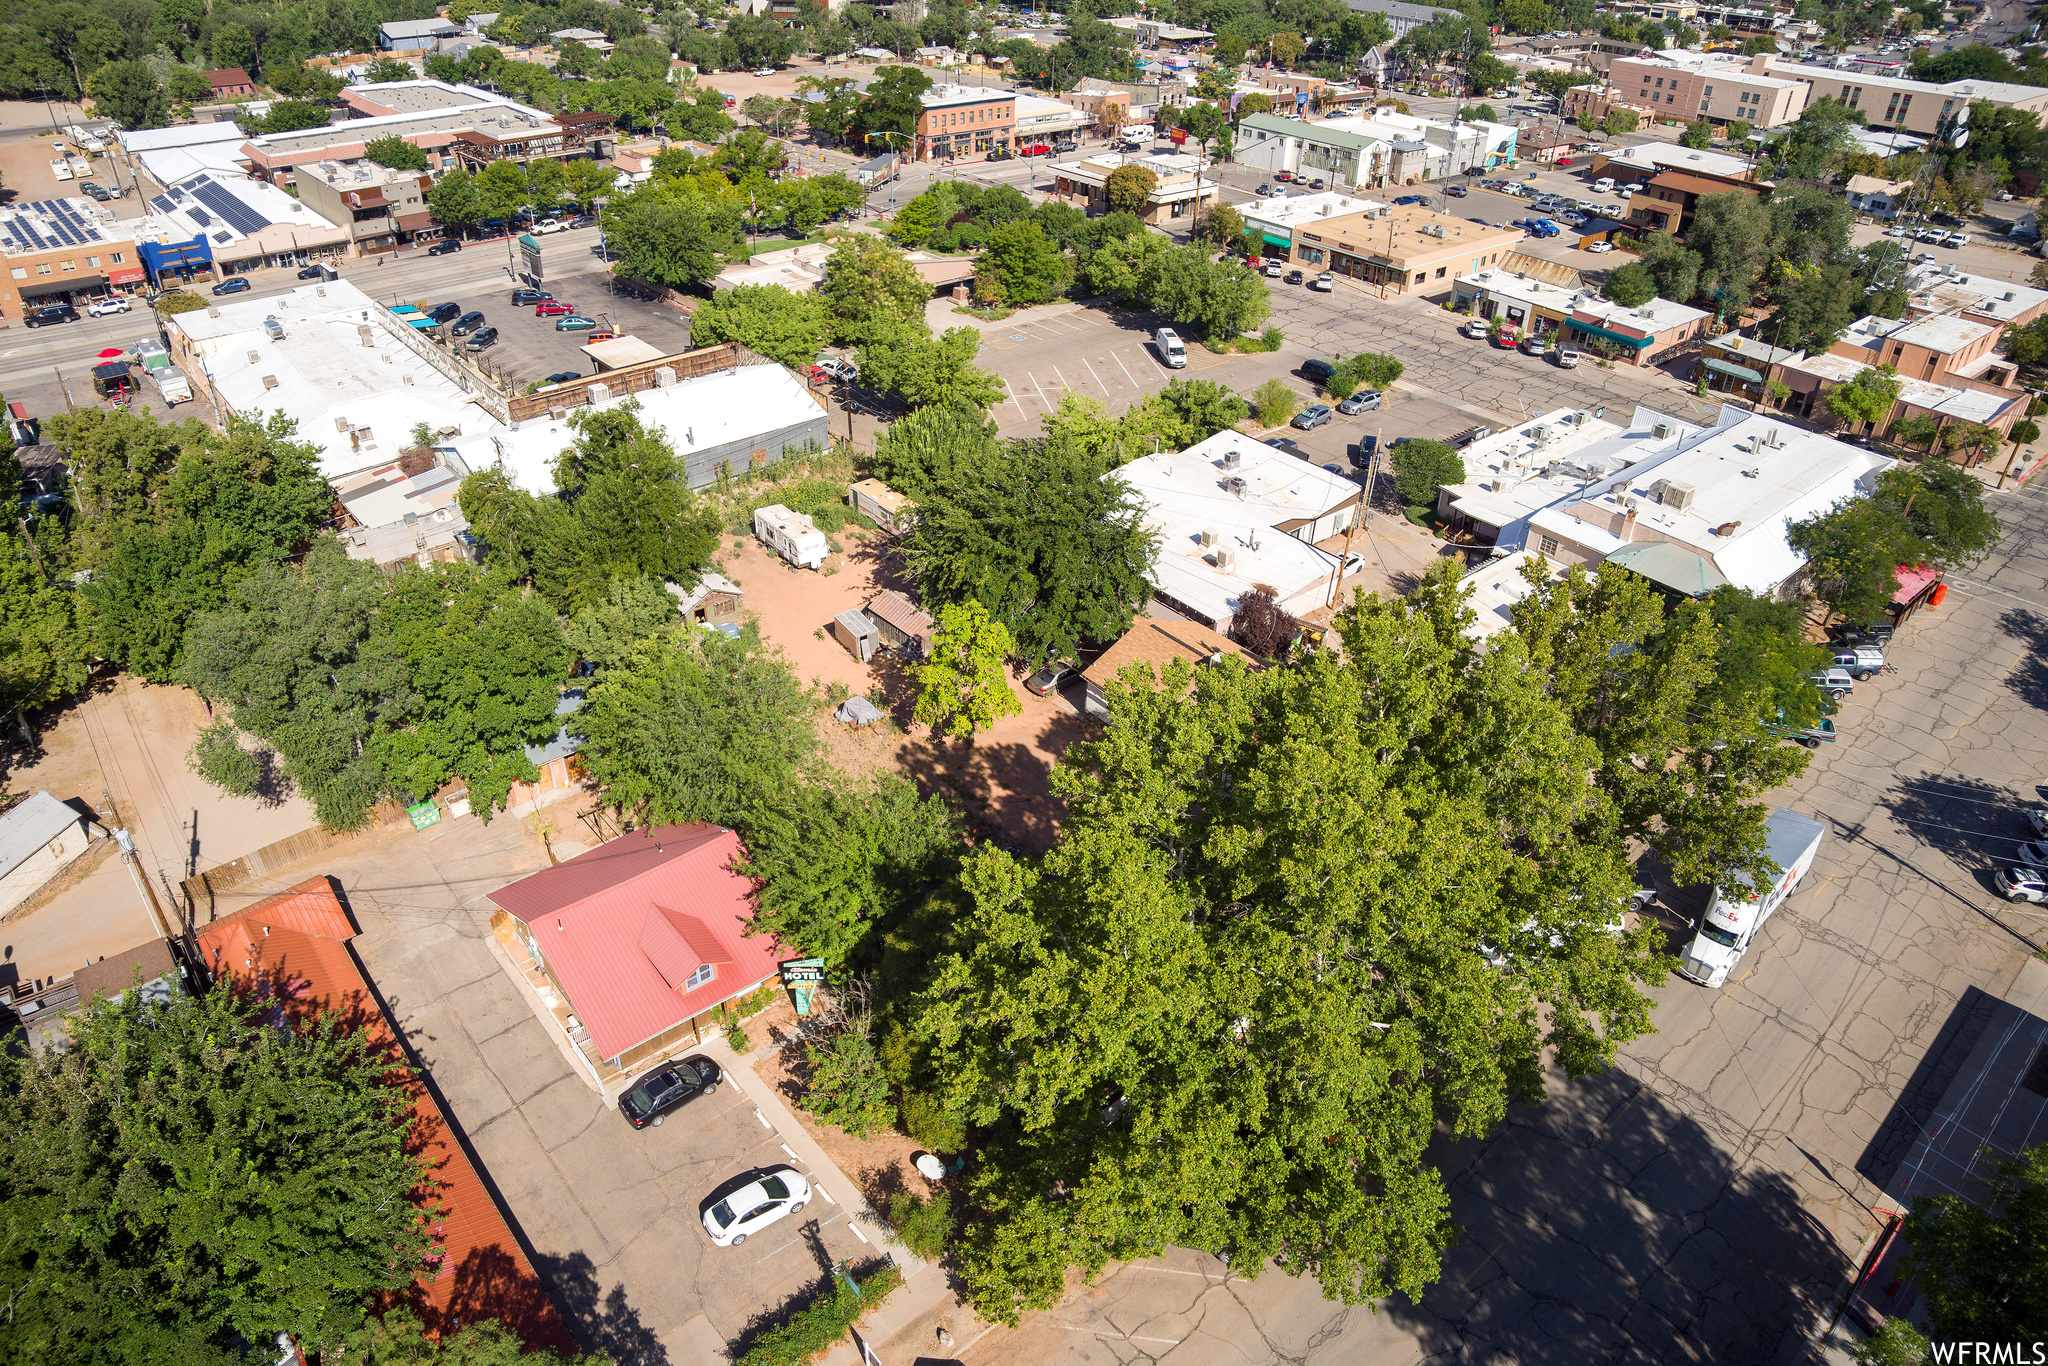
[803, 364, 829, 384]
[1491, 332, 1520, 349]
[1019, 141, 1052, 156]
[1275, 170, 1294, 182]
[535, 299, 575, 316]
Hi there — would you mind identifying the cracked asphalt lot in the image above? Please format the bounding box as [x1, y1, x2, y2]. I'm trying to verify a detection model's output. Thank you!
[962, 469, 2048, 1364]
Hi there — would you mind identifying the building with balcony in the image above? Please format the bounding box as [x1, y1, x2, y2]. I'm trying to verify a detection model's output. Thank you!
[289, 161, 435, 256]
[243, 82, 577, 187]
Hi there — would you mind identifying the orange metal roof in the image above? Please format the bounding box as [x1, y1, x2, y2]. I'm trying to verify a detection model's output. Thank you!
[196, 879, 576, 1351]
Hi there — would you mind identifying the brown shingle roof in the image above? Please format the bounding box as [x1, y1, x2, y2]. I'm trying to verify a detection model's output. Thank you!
[205, 68, 253, 87]
[73, 939, 179, 1003]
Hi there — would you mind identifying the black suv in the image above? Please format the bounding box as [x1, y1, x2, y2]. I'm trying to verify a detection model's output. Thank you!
[25, 304, 78, 328]
[426, 240, 462, 256]
[427, 302, 462, 324]
[618, 1056, 722, 1128]
[511, 288, 552, 305]
[451, 310, 486, 335]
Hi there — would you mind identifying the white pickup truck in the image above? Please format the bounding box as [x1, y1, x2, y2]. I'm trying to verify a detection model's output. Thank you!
[1677, 808, 1826, 988]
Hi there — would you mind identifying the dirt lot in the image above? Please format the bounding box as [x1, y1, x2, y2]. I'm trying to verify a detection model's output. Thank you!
[721, 528, 1086, 852]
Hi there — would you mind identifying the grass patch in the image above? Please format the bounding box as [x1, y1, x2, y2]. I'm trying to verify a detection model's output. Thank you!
[1205, 324, 1286, 355]
[953, 303, 1016, 320]
[728, 230, 846, 263]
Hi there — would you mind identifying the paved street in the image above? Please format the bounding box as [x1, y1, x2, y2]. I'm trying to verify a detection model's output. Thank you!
[954, 481, 2048, 1366]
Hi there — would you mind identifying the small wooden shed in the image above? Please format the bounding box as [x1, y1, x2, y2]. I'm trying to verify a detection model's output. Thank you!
[832, 609, 880, 663]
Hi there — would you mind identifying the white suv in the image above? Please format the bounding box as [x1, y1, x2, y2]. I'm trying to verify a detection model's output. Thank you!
[87, 297, 130, 316]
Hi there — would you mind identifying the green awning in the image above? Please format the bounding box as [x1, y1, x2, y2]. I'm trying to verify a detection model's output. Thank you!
[1261, 232, 1292, 248]
[1568, 320, 1656, 349]
[1703, 357, 1765, 383]
[1608, 542, 1729, 597]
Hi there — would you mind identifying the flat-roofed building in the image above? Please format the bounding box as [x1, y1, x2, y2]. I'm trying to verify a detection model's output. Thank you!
[1453, 266, 1710, 366]
[0, 198, 145, 320]
[1746, 54, 2048, 134]
[134, 169, 352, 278]
[1599, 49, 1811, 128]
[1273, 203, 1525, 293]
[295, 160, 440, 255]
[1046, 150, 1219, 226]
[915, 83, 1017, 161]
[243, 82, 579, 186]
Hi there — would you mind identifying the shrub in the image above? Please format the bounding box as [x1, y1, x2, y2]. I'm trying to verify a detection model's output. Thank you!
[726, 1020, 751, 1054]
[801, 1031, 896, 1138]
[885, 1190, 953, 1261]
[188, 720, 260, 798]
[1252, 377, 1300, 427]
[899, 1088, 967, 1151]
[737, 1263, 904, 1366]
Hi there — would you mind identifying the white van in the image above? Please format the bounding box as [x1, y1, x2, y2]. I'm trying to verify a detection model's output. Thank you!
[1154, 326, 1187, 368]
[1122, 123, 1155, 143]
[1591, 176, 1615, 194]
[1677, 808, 1825, 988]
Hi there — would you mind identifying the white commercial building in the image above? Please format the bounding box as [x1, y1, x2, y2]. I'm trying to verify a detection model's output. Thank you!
[1119, 430, 1363, 632]
[1439, 404, 1894, 596]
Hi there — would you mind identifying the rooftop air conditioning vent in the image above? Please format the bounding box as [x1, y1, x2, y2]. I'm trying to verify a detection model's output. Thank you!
[1620, 493, 1640, 511]
[1214, 547, 1237, 572]
[1221, 449, 1241, 469]
[1199, 527, 1219, 547]
[1743, 467, 1760, 477]
[1653, 421, 1675, 439]
[1224, 476, 1247, 495]
[1662, 480, 1697, 511]
[587, 382, 611, 404]
[1533, 423, 1553, 442]
[247, 350, 260, 364]
[2005, 290, 2018, 301]
[262, 375, 278, 389]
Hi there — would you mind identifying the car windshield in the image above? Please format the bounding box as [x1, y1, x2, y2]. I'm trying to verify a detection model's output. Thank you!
[708, 1199, 736, 1228]
[1696, 921, 1741, 948]
[760, 1174, 790, 1200]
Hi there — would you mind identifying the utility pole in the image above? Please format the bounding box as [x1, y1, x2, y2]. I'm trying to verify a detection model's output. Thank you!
[115, 828, 172, 942]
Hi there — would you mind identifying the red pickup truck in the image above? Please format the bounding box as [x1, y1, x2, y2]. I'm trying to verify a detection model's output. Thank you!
[1018, 141, 1052, 156]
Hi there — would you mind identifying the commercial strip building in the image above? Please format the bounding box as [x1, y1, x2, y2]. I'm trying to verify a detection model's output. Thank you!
[0, 198, 145, 320]
[137, 170, 351, 281]
[1264, 201, 1525, 292]
[1045, 151, 1219, 226]
[1744, 55, 2048, 134]
[914, 84, 1018, 161]
[1103, 16, 1214, 48]
[1232, 110, 1517, 190]
[292, 160, 440, 255]
[1118, 430, 1364, 634]
[1451, 267, 1711, 366]
[241, 81, 593, 188]
[1437, 403, 1894, 597]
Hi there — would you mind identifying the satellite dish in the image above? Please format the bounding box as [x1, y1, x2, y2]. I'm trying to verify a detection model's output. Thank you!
[1954, 104, 1971, 126]
[1952, 128, 1971, 149]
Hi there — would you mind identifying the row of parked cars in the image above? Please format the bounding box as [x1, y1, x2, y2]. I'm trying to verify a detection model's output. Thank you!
[1885, 222, 1973, 249]
[1460, 315, 1584, 368]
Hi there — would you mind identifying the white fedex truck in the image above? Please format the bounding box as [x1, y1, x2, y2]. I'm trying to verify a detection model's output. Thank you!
[1677, 807, 1825, 989]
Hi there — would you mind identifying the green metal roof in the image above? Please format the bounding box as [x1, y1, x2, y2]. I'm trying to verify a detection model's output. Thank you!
[1237, 113, 1383, 152]
[1703, 357, 1765, 383]
[1607, 542, 1729, 597]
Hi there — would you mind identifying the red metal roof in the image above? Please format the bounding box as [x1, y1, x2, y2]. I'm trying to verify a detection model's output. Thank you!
[1893, 563, 1942, 606]
[196, 880, 576, 1351]
[488, 825, 783, 1060]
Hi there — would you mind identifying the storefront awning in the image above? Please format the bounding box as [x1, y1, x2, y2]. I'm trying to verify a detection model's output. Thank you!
[1568, 320, 1655, 349]
[1261, 232, 1291, 248]
[108, 266, 146, 286]
[1703, 357, 1764, 383]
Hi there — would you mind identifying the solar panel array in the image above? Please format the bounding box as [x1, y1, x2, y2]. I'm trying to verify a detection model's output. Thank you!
[0, 198, 109, 257]
[189, 180, 270, 236]
[187, 207, 212, 227]
[151, 195, 176, 214]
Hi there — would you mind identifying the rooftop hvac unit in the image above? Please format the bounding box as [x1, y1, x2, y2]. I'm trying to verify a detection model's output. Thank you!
[587, 382, 611, 404]
[335, 417, 350, 432]
[1764, 427, 1781, 447]
[1533, 423, 1553, 442]
[1224, 476, 1247, 495]
[1609, 480, 1628, 497]
[1214, 547, 1237, 572]
[1653, 421, 1675, 439]
[263, 316, 284, 341]
[549, 406, 567, 421]
[1199, 527, 1219, 547]
[654, 366, 676, 387]
[1620, 494, 1640, 511]
[1221, 449, 1241, 469]
[262, 375, 278, 389]
[1662, 480, 1697, 511]
[2005, 290, 2018, 301]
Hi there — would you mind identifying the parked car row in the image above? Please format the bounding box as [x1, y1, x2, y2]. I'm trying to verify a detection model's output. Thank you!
[1459, 315, 1582, 367]
[1884, 223, 1973, 248]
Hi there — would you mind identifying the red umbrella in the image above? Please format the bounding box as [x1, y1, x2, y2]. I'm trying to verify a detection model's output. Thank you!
[97, 347, 125, 358]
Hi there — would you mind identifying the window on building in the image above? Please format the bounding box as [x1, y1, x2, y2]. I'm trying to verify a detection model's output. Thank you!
[60, 260, 74, 272]
[1539, 535, 1560, 556]
[1412, 272, 1424, 284]
[1704, 86, 1714, 96]
[7, 268, 21, 280]
[1435, 266, 1446, 278]
[35, 263, 50, 275]
[1655, 76, 1664, 87]
[86, 255, 99, 267]
[685, 962, 715, 990]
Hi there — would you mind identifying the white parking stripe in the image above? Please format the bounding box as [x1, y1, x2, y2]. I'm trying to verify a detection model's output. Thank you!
[1003, 375, 1022, 411]
[752, 1108, 773, 1131]
[779, 1143, 801, 1162]
[1082, 357, 1110, 393]
[1050, 363, 1072, 395]
[849, 1222, 869, 1244]
[751, 1212, 844, 1264]
[1110, 349, 1142, 390]
[815, 1184, 837, 1205]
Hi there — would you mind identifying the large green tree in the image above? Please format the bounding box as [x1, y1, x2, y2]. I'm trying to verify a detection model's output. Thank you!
[574, 628, 818, 826]
[902, 432, 1158, 667]
[913, 598, 1023, 737]
[0, 979, 431, 1357]
[688, 283, 831, 370]
[1895, 1142, 2048, 1345]
[818, 235, 933, 350]
[602, 187, 741, 288]
[909, 561, 1670, 1324]
[857, 327, 1005, 411]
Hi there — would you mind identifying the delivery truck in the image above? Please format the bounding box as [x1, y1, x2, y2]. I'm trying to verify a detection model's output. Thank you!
[1677, 808, 1826, 988]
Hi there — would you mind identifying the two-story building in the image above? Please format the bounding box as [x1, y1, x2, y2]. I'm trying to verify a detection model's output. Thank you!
[915, 84, 1017, 160]
[1046, 150, 1218, 226]
[292, 161, 439, 255]
[1601, 49, 1812, 128]
[1280, 203, 1525, 293]
[0, 198, 144, 321]
[242, 83, 578, 188]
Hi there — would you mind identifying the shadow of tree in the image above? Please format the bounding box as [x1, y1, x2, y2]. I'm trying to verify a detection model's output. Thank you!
[1886, 771, 2036, 892]
[1384, 1064, 1852, 1363]
[1997, 607, 2048, 710]
[895, 713, 1089, 856]
[529, 1250, 668, 1366]
[726, 1255, 899, 1363]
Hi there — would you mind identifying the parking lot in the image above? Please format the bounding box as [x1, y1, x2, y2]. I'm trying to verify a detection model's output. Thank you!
[966, 299, 1478, 468]
[369, 232, 700, 390]
[193, 813, 882, 1364]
